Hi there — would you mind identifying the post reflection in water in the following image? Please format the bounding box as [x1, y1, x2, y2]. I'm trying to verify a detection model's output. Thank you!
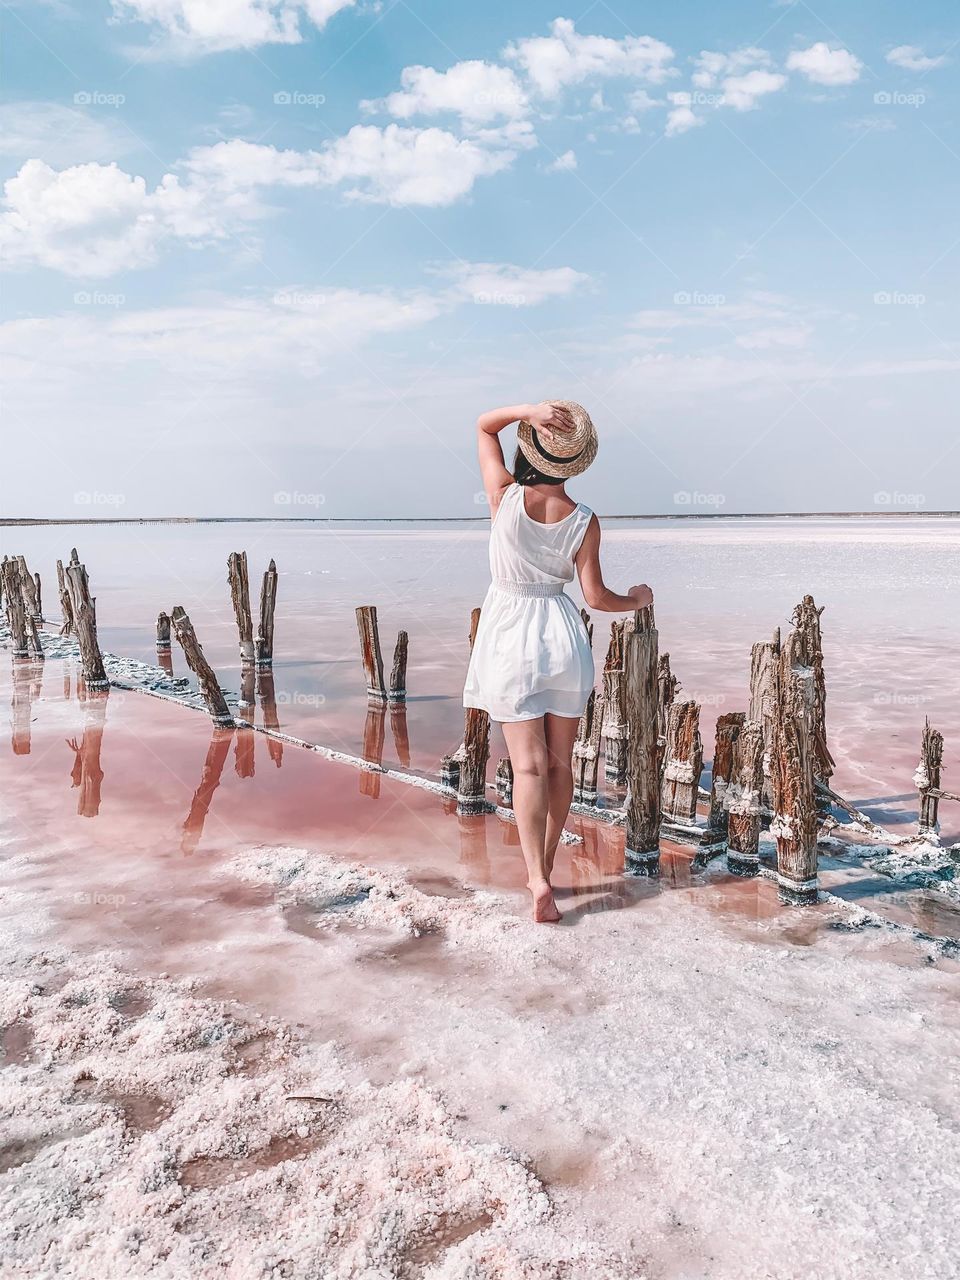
[360, 705, 386, 799]
[11, 658, 41, 756]
[256, 670, 283, 768]
[66, 682, 109, 818]
[390, 702, 410, 767]
[181, 727, 235, 855]
[457, 812, 490, 880]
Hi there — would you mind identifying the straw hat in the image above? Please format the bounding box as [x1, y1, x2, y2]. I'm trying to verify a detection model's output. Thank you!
[516, 400, 598, 479]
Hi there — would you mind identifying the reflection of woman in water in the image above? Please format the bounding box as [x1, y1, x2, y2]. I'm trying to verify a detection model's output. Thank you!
[464, 401, 653, 923]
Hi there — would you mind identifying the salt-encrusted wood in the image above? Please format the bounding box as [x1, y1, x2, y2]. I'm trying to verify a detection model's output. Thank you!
[355, 605, 387, 703]
[33, 573, 42, 621]
[388, 630, 408, 704]
[2, 558, 29, 657]
[749, 627, 781, 807]
[16, 557, 40, 620]
[660, 700, 703, 825]
[573, 689, 605, 805]
[64, 557, 108, 689]
[770, 633, 818, 905]
[916, 718, 944, 840]
[725, 719, 765, 875]
[656, 653, 679, 753]
[457, 707, 491, 815]
[156, 611, 171, 652]
[602, 619, 628, 784]
[790, 594, 834, 786]
[28, 615, 44, 660]
[56, 560, 74, 635]
[440, 753, 461, 789]
[238, 665, 255, 710]
[623, 615, 661, 874]
[227, 551, 255, 666]
[706, 711, 745, 839]
[170, 605, 234, 726]
[495, 756, 514, 807]
[255, 559, 278, 668]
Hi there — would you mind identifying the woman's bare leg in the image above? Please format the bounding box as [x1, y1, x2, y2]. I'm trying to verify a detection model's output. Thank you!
[501, 717, 560, 923]
[544, 713, 580, 880]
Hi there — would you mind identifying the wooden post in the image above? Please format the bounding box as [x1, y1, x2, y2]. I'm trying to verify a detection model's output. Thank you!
[573, 689, 605, 805]
[770, 633, 818, 905]
[64, 557, 108, 689]
[623, 613, 661, 874]
[227, 551, 255, 666]
[495, 756, 514, 807]
[468, 607, 482, 650]
[156, 611, 171, 652]
[790, 595, 834, 786]
[725, 720, 765, 876]
[255, 559, 278, 668]
[749, 627, 780, 808]
[16, 557, 40, 620]
[706, 711, 745, 839]
[602, 620, 629, 784]
[2, 558, 29, 657]
[657, 652, 679, 764]
[457, 707, 490, 814]
[660, 700, 703, 826]
[388, 630, 408, 704]
[440, 753, 461, 789]
[56, 560, 74, 636]
[916, 719, 944, 841]
[355, 605, 387, 703]
[33, 573, 42, 622]
[28, 616, 44, 660]
[170, 605, 234, 726]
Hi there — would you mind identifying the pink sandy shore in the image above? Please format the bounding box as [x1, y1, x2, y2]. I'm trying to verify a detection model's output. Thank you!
[2, 660, 960, 1279]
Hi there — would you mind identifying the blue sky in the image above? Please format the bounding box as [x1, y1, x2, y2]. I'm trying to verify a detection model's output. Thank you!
[1, 0, 958, 517]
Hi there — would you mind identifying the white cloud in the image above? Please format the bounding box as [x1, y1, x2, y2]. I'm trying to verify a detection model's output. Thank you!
[0, 102, 135, 165]
[692, 47, 770, 89]
[886, 45, 948, 72]
[546, 149, 577, 172]
[786, 42, 863, 86]
[110, 0, 354, 54]
[665, 98, 704, 136]
[443, 261, 589, 306]
[362, 61, 529, 128]
[504, 18, 675, 97]
[721, 69, 787, 111]
[0, 127, 517, 275]
[626, 88, 660, 112]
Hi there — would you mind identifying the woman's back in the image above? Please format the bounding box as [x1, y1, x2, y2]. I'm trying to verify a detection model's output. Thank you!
[489, 483, 593, 586]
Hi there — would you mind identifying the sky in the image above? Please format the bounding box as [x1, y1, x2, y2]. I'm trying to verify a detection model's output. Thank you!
[1, 0, 958, 518]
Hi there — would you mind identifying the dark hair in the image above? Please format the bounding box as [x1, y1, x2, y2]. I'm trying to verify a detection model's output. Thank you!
[512, 446, 566, 486]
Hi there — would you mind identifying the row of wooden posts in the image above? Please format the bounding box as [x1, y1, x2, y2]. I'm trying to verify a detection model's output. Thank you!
[3, 548, 954, 890]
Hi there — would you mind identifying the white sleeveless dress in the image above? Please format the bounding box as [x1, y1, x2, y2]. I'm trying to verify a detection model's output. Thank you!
[463, 482, 595, 722]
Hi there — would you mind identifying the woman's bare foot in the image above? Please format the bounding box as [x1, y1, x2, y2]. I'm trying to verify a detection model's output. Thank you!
[529, 881, 562, 923]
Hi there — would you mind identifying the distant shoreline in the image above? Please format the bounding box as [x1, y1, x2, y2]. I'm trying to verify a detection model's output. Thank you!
[2, 511, 957, 527]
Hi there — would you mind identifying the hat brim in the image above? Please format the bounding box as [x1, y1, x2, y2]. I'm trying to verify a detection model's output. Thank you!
[516, 401, 598, 479]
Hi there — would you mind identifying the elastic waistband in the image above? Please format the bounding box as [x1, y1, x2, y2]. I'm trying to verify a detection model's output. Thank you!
[492, 579, 565, 598]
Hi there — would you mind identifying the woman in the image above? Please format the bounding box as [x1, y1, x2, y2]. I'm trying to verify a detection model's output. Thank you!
[464, 400, 653, 923]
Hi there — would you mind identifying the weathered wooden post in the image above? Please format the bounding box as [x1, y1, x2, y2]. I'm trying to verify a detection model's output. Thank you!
[916, 719, 944, 841]
[791, 595, 834, 786]
[56, 560, 74, 635]
[660, 700, 703, 826]
[33, 573, 42, 621]
[156, 611, 171, 653]
[170, 605, 234, 726]
[573, 689, 605, 805]
[457, 708, 491, 814]
[705, 711, 745, 840]
[16, 557, 40, 620]
[64, 556, 108, 689]
[495, 756, 514, 807]
[725, 719, 765, 876]
[656, 652, 679, 765]
[2, 558, 29, 657]
[227, 551, 255, 667]
[602, 620, 629, 784]
[749, 627, 780, 807]
[623, 612, 661, 874]
[770, 633, 818, 905]
[468, 606, 482, 649]
[389, 630, 408, 704]
[355, 605, 387, 703]
[255, 559, 278, 668]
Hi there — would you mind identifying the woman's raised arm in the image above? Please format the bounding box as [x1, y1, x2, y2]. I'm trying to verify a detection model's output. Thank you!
[475, 402, 576, 507]
[575, 514, 653, 613]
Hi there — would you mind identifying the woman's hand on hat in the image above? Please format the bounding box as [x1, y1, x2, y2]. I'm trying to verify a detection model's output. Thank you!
[627, 583, 654, 610]
[526, 402, 576, 434]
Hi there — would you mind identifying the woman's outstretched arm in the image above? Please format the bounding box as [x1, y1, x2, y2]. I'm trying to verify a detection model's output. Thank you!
[575, 514, 653, 612]
[476, 402, 575, 507]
